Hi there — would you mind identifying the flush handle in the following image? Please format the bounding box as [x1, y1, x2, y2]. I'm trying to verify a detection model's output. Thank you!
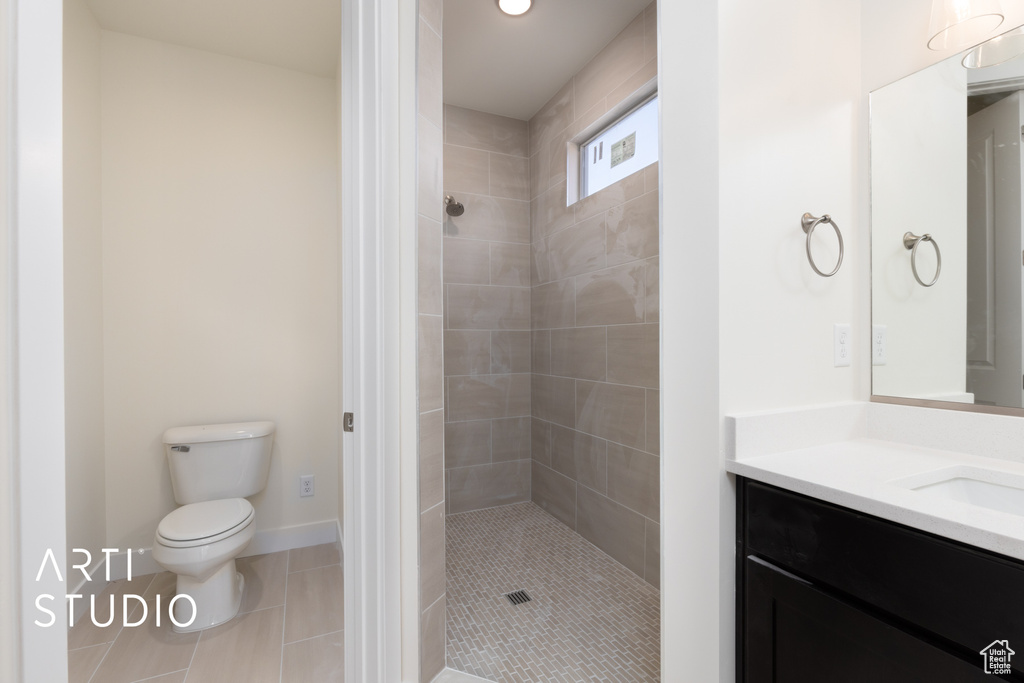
[344, 413, 355, 433]
[170, 445, 190, 452]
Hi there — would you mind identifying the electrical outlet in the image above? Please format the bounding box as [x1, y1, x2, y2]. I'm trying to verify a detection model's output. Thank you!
[834, 324, 851, 367]
[872, 324, 887, 366]
[300, 475, 315, 498]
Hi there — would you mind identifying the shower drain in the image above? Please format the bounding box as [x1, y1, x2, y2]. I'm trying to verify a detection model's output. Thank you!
[503, 589, 532, 606]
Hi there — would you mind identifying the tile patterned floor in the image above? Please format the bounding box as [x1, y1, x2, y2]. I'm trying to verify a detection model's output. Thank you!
[445, 502, 661, 682]
[67, 543, 343, 683]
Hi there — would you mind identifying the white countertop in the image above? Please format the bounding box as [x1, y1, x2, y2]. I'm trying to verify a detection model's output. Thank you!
[726, 402, 1024, 562]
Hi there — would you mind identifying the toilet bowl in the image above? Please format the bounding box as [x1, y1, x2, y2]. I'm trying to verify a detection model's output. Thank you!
[151, 421, 274, 633]
[151, 498, 256, 632]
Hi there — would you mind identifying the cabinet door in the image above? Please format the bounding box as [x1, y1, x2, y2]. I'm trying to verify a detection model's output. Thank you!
[744, 556, 992, 683]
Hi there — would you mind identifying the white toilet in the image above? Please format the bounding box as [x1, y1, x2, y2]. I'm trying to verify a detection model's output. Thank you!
[151, 421, 275, 632]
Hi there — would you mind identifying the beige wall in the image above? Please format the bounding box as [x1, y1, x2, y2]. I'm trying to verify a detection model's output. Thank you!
[528, 2, 660, 587]
[417, 0, 446, 678]
[99, 30, 340, 549]
[442, 105, 532, 514]
[63, 0, 107, 582]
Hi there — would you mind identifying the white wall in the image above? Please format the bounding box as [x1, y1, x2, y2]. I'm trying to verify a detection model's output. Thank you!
[666, 3, 1024, 681]
[100, 31, 340, 549]
[659, 0, 720, 678]
[63, 0, 107, 583]
[719, 0, 864, 416]
[677, 1, 864, 681]
[870, 58, 967, 400]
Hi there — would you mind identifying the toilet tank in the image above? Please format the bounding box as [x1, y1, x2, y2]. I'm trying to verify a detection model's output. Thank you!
[162, 421, 275, 504]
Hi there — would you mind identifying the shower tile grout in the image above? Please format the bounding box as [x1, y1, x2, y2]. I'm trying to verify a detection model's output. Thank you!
[445, 501, 660, 682]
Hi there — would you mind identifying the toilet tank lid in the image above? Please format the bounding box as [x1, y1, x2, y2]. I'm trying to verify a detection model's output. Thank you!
[162, 421, 276, 445]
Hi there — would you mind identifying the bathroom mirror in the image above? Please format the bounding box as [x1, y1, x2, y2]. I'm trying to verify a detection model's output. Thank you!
[871, 21, 1024, 412]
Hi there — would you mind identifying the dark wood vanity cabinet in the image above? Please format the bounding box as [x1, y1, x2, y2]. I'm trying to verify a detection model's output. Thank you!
[737, 478, 1024, 682]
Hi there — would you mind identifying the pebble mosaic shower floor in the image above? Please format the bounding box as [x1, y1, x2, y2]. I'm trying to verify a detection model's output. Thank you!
[446, 502, 661, 682]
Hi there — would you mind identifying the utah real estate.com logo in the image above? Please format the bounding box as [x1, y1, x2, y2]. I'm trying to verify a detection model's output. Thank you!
[981, 640, 1015, 675]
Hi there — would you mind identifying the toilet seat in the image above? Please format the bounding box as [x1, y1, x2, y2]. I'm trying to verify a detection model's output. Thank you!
[156, 498, 254, 549]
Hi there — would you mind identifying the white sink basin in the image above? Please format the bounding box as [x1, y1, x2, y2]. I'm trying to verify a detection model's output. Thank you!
[892, 466, 1024, 517]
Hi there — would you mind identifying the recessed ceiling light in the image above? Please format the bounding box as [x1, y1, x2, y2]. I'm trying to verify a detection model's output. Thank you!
[497, 0, 531, 17]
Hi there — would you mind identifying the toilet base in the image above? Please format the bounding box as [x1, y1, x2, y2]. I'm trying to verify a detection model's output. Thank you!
[170, 559, 245, 633]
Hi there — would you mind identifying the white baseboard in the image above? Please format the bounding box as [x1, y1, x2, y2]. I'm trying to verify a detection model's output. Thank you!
[67, 519, 340, 632]
[104, 518, 341, 582]
[67, 557, 108, 627]
[244, 519, 339, 558]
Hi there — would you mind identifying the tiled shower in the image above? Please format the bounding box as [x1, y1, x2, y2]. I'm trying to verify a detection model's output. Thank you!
[443, 105, 533, 513]
[441, 1, 660, 590]
[430, 3, 661, 681]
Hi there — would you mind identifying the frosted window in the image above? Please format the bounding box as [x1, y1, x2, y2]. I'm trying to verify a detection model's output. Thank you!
[581, 95, 658, 198]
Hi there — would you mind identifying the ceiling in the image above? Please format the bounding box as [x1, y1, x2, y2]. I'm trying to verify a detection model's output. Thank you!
[85, 0, 341, 78]
[443, 0, 651, 120]
[83, 0, 650, 120]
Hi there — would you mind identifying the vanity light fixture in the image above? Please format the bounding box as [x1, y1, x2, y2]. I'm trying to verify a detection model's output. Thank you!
[497, 0, 531, 16]
[927, 0, 1004, 51]
[962, 25, 1024, 68]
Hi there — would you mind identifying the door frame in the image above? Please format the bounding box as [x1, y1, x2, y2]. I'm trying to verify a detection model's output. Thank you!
[340, 0, 420, 680]
[3, 1, 70, 681]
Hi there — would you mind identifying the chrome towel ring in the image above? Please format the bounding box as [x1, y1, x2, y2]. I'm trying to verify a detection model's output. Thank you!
[801, 213, 844, 277]
[903, 232, 941, 287]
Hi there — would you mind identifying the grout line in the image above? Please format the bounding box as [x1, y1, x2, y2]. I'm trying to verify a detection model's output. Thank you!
[443, 235, 532, 248]
[486, 152, 493, 201]
[443, 141, 529, 162]
[278, 549, 291, 683]
[68, 640, 114, 654]
[537, 321, 658, 331]
[131, 669, 190, 683]
[604, 326, 609, 383]
[237, 602, 286, 616]
[422, 592, 445, 615]
[642, 514, 648, 582]
[282, 627, 344, 647]
[446, 499, 534, 517]
[605, 427, 610, 495]
[180, 623, 202, 683]
[80, 571, 159, 683]
[287, 562, 342, 577]
[83, 642, 114, 683]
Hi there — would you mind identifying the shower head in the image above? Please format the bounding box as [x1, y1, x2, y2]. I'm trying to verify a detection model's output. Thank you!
[444, 195, 465, 217]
